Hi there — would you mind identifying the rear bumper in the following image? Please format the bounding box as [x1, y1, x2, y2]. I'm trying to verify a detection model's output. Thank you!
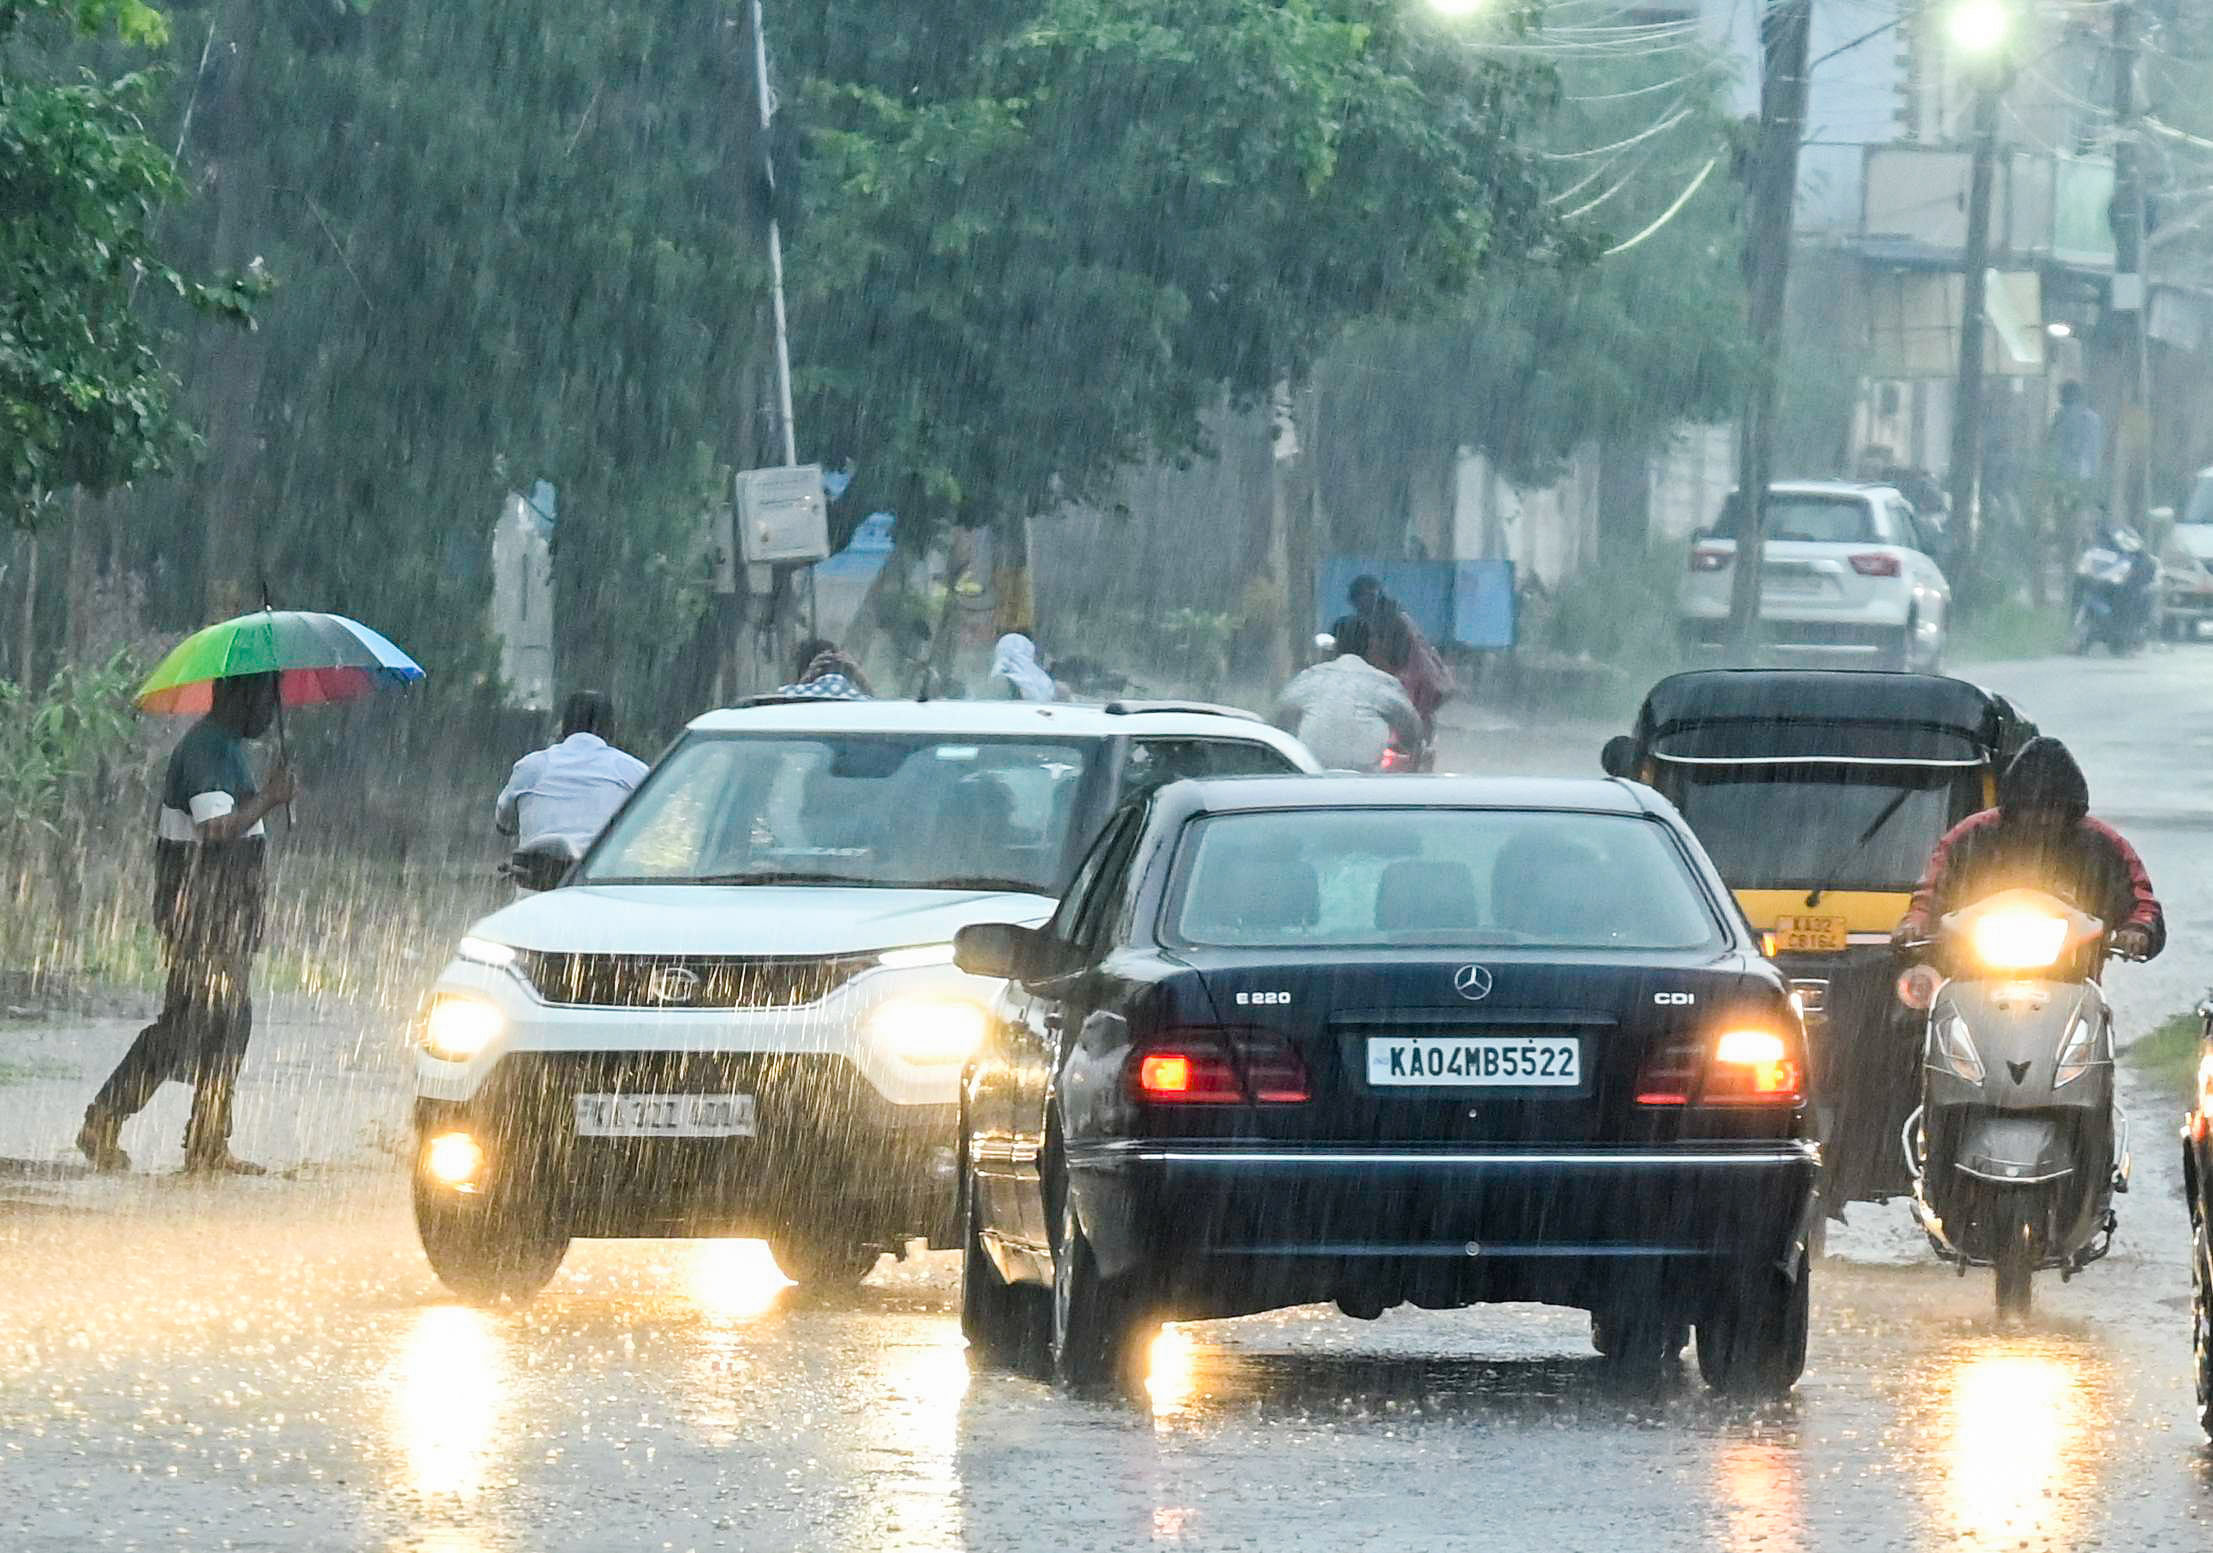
[1067, 1139, 1819, 1317]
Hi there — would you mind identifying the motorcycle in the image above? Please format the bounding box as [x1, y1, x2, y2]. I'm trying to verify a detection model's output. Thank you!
[501, 834, 581, 897]
[1896, 887, 2131, 1315]
[2068, 527, 2159, 656]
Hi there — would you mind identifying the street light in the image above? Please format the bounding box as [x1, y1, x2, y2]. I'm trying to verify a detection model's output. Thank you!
[1426, 0, 1487, 15]
[1945, 0, 2011, 56]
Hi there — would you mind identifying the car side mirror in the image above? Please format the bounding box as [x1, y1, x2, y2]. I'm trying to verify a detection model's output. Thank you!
[956, 922, 1051, 981]
[1600, 735, 1640, 779]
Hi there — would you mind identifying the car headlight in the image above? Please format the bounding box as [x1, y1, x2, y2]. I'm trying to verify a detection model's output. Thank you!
[456, 935, 518, 969]
[2054, 1016, 2105, 1087]
[865, 997, 989, 1066]
[422, 994, 505, 1061]
[1969, 909, 2068, 971]
[1934, 1014, 1985, 1083]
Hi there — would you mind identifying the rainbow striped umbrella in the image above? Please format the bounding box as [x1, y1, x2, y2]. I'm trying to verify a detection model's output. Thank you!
[134, 610, 425, 716]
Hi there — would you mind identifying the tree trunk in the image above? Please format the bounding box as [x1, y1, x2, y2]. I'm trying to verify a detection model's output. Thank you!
[1597, 438, 1651, 573]
[14, 533, 37, 691]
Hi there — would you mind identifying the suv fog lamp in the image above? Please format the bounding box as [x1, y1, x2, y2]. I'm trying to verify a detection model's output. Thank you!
[422, 995, 505, 1061]
[424, 1131, 484, 1189]
[867, 997, 989, 1065]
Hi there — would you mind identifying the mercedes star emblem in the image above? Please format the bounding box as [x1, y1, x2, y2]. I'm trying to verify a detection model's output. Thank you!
[1453, 964, 1494, 1002]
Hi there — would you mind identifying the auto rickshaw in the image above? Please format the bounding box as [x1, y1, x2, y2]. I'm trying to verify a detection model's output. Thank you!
[1603, 669, 2037, 1209]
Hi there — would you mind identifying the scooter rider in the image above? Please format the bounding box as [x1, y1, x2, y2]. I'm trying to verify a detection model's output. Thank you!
[1891, 735, 2163, 962]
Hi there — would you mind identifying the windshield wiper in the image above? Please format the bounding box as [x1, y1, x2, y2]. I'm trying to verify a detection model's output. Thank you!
[894, 875, 1049, 894]
[688, 870, 891, 888]
[1804, 786, 1914, 907]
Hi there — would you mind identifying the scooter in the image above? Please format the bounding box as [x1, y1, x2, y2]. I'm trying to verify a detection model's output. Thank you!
[501, 834, 581, 897]
[1896, 887, 2130, 1315]
[2068, 527, 2158, 655]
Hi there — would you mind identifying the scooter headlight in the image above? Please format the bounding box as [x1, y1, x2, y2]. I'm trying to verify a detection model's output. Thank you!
[1934, 1015, 1985, 1083]
[2054, 1016, 2105, 1088]
[1969, 908, 2069, 971]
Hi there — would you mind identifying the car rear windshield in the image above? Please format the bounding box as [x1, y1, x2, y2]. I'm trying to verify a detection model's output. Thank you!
[1167, 808, 1724, 951]
[582, 733, 1095, 893]
[1668, 764, 1974, 893]
[1714, 493, 1876, 544]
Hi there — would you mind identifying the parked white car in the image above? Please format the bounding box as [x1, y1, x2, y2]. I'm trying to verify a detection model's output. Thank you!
[409, 697, 1319, 1299]
[1678, 481, 1952, 669]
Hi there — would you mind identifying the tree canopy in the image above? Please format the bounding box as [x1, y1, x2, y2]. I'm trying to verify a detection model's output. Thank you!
[0, 0, 255, 526]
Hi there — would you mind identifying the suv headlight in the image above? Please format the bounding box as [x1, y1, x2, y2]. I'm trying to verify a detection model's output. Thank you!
[456, 935, 518, 969]
[422, 994, 505, 1061]
[865, 996, 989, 1066]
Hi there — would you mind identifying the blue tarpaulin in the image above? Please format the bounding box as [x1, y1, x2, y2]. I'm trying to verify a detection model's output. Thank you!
[1316, 557, 1515, 650]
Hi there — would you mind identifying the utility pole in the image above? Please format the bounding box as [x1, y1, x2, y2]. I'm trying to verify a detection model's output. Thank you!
[1944, 80, 2001, 560]
[2107, 0, 2146, 528]
[1726, 0, 1815, 658]
[750, 0, 797, 470]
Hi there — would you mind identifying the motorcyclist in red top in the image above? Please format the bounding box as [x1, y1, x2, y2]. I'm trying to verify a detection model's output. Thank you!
[1891, 735, 2163, 960]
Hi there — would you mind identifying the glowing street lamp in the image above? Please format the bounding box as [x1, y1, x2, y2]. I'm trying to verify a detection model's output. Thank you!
[1945, 0, 2011, 58]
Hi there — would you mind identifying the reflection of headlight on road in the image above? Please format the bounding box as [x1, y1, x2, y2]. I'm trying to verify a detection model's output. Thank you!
[866, 997, 989, 1065]
[422, 994, 505, 1061]
[1970, 910, 2067, 971]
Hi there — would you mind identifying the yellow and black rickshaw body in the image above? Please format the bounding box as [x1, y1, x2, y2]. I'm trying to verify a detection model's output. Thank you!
[1605, 670, 2037, 1207]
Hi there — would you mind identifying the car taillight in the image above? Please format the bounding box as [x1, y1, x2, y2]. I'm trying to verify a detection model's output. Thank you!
[1690, 547, 1732, 573]
[1849, 552, 1902, 577]
[1131, 1030, 1310, 1105]
[1702, 1028, 1805, 1104]
[1635, 1027, 1804, 1106]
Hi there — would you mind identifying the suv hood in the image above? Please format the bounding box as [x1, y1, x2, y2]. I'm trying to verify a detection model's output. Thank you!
[470, 884, 1054, 958]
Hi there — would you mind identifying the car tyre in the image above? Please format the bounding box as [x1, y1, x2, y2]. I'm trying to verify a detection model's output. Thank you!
[962, 1176, 1048, 1373]
[1051, 1190, 1154, 1391]
[2194, 1217, 2213, 1441]
[414, 1177, 569, 1303]
[1696, 1251, 1809, 1398]
[774, 1236, 882, 1289]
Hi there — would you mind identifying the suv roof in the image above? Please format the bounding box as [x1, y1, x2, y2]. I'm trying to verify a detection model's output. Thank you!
[687, 696, 1309, 751]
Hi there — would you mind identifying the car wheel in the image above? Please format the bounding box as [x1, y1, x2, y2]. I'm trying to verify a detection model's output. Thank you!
[2194, 1217, 2213, 1441]
[1050, 1190, 1154, 1391]
[1696, 1251, 1809, 1398]
[414, 1176, 569, 1303]
[773, 1236, 882, 1288]
[1591, 1311, 1685, 1382]
[962, 1176, 1048, 1373]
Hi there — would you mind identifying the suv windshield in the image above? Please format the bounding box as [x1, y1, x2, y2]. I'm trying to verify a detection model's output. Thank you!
[1715, 492, 1877, 544]
[1169, 808, 1722, 950]
[583, 733, 1096, 893]
[1669, 764, 1974, 893]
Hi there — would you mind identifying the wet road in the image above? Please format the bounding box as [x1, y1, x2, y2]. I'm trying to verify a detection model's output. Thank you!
[5, 651, 2213, 1551]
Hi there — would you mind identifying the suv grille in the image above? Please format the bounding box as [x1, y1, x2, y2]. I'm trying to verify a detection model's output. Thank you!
[511, 950, 876, 1010]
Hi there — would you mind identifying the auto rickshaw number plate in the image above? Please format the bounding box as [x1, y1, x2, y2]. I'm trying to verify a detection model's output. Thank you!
[1771, 914, 1848, 953]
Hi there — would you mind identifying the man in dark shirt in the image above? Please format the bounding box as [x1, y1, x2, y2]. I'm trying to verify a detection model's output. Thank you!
[78, 672, 299, 1174]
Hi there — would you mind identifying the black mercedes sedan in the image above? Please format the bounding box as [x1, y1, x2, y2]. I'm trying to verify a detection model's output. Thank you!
[953, 774, 1820, 1396]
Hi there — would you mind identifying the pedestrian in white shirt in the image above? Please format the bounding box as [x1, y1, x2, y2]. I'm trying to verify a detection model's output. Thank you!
[495, 691, 650, 849]
[1273, 620, 1425, 772]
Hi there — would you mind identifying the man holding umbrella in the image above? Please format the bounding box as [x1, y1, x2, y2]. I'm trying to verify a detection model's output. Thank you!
[79, 605, 420, 1174]
[79, 672, 297, 1173]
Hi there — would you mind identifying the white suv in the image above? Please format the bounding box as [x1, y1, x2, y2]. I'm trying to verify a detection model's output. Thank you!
[1679, 481, 1952, 669]
[410, 698, 1318, 1299]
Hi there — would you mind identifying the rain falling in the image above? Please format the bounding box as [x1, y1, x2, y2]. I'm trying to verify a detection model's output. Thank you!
[7, 0, 2213, 1548]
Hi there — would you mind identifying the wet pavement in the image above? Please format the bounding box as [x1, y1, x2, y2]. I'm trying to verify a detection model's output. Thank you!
[3, 650, 2212, 1551]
